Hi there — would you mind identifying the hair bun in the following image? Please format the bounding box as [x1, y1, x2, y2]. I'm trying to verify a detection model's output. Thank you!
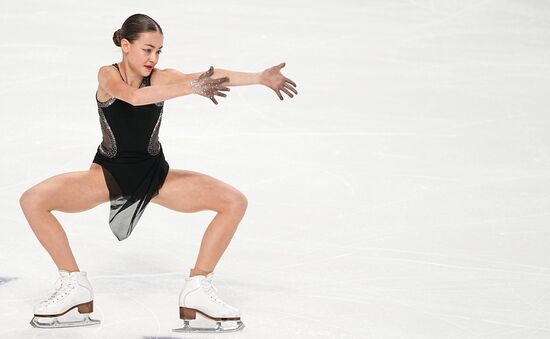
[112, 29, 121, 47]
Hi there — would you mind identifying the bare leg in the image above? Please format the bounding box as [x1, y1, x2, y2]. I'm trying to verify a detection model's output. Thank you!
[149, 169, 248, 277]
[19, 166, 109, 272]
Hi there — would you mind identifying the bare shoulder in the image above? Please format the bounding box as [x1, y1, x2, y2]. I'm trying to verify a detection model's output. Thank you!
[96, 65, 120, 86]
[151, 67, 192, 86]
[97, 64, 116, 78]
[96, 65, 118, 101]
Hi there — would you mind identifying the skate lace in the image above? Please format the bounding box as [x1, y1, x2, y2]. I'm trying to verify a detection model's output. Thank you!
[41, 277, 76, 305]
[202, 280, 228, 306]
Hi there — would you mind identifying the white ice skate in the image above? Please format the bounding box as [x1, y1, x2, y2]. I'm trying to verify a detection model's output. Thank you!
[173, 272, 245, 333]
[30, 270, 100, 328]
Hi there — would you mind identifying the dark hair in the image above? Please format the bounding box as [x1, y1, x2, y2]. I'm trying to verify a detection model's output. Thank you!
[113, 14, 163, 47]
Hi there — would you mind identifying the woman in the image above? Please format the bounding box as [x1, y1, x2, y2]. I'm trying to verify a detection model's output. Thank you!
[19, 13, 297, 332]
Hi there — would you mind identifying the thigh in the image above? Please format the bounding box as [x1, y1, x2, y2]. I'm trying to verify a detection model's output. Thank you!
[20, 163, 110, 213]
[150, 168, 246, 213]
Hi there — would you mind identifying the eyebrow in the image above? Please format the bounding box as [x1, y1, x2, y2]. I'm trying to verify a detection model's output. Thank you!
[145, 44, 163, 49]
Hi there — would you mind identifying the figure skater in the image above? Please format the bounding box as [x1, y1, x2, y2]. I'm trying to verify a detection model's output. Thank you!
[19, 13, 297, 332]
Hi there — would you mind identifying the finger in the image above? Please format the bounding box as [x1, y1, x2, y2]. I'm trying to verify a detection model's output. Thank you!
[199, 66, 214, 79]
[284, 77, 296, 87]
[214, 91, 227, 97]
[281, 87, 293, 98]
[283, 83, 298, 95]
[279, 62, 286, 69]
[210, 96, 218, 105]
[275, 89, 283, 100]
[218, 86, 230, 91]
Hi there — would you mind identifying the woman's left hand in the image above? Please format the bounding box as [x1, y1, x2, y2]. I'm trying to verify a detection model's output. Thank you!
[260, 62, 298, 100]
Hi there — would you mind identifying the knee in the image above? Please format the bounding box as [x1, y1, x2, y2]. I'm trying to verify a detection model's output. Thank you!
[19, 189, 42, 212]
[224, 190, 248, 215]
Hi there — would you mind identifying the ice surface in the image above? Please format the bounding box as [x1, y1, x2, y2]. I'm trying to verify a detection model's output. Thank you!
[1, 0, 550, 338]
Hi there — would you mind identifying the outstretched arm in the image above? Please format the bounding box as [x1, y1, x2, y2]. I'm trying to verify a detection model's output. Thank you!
[167, 62, 298, 100]
[99, 65, 229, 106]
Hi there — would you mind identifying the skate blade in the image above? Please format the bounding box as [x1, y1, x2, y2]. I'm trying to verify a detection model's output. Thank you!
[173, 320, 245, 333]
[30, 314, 101, 329]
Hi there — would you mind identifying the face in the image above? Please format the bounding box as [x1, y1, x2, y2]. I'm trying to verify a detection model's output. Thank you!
[120, 31, 164, 75]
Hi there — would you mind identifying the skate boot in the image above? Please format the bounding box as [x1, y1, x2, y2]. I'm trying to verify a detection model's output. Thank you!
[30, 270, 100, 328]
[173, 272, 245, 333]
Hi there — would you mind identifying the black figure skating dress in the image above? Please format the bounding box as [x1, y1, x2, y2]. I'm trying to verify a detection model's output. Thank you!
[92, 63, 169, 241]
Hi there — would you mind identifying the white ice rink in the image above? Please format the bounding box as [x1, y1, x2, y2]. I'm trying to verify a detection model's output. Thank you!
[1, 0, 550, 338]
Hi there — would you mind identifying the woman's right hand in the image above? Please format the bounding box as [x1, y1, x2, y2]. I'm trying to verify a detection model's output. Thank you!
[190, 66, 231, 104]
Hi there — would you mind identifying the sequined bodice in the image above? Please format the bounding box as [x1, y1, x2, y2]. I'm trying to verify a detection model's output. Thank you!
[96, 63, 164, 158]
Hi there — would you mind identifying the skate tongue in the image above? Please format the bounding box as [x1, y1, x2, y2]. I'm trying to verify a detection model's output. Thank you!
[68, 271, 86, 277]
